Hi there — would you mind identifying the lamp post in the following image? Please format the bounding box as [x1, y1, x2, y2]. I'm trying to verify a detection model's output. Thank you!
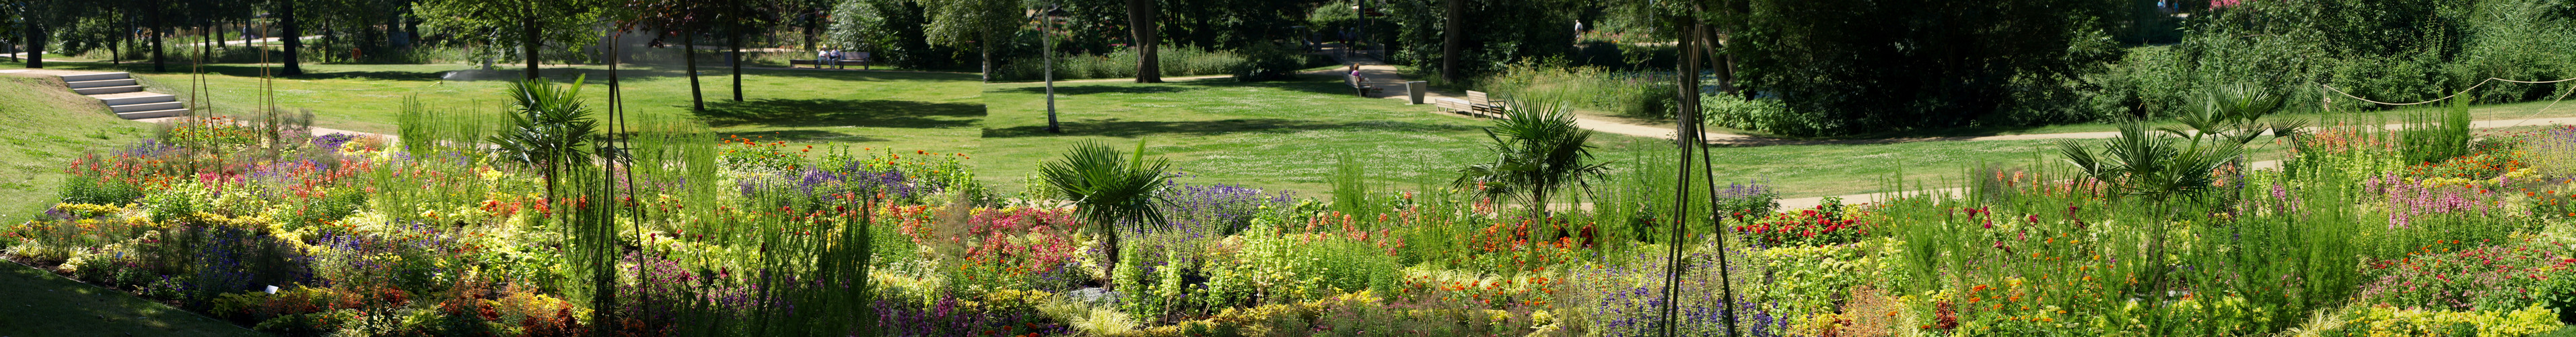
[1040, 4, 1068, 133]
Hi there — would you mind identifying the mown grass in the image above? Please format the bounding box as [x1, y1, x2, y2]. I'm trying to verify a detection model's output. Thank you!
[0, 263, 266, 336]
[1569, 98, 2576, 140]
[980, 74, 2281, 198]
[0, 74, 258, 337]
[0, 76, 151, 222]
[978, 75, 1591, 195]
[33, 62, 986, 155]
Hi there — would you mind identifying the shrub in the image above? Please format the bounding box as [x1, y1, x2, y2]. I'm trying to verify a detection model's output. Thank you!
[1735, 200, 1873, 248]
[994, 46, 1250, 82]
[2316, 304, 2565, 337]
[2355, 239, 2576, 312]
[1230, 42, 1320, 82]
[59, 174, 144, 205]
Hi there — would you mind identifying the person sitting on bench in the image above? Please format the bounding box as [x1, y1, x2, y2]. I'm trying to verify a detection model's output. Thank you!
[1348, 64, 1369, 97]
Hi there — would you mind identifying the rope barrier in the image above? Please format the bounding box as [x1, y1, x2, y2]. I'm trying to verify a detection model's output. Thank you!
[2320, 76, 2576, 137]
[2321, 77, 2576, 106]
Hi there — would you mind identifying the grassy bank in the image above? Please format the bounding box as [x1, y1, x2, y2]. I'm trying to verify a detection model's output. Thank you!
[32, 63, 985, 155]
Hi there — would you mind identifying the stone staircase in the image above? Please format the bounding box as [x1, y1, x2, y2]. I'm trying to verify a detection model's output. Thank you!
[50, 71, 190, 119]
[0, 70, 193, 119]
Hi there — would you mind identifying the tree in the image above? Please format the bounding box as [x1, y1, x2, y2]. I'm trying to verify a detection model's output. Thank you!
[616, 0, 718, 111]
[1454, 104, 1608, 219]
[715, 0, 779, 102]
[1729, 0, 2121, 135]
[1039, 140, 1170, 290]
[416, 0, 603, 80]
[1441, 0, 1461, 83]
[1123, 0, 1158, 82]
[921, 0, 1020, 82]
[279, 0, 304, 75]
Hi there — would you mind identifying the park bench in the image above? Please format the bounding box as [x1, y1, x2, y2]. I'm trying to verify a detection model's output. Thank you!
[1435, 91, 1512, 118]
[790, 52, 872, 69]
[1465, 90, 1508, 115]
[1348, 73, 1382, 97]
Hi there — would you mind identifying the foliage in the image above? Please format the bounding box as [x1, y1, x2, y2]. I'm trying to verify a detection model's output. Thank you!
[1457, 104, 1609, 216]
[991, 45, 1252, 82]
[2400, 96, 2477, 164]
[1040, 140, 1171, 290]
[1725, 0, 2123, 135]
[1482, 62, 1681, 121]
[2316, 304, 2566, 337]
[2354, 237, 2576, 311]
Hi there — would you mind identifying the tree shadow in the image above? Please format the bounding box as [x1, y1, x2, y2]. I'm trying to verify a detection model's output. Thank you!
[716, 129, 888, 143]
[694, 98, 983, 129]
[992, 84, 1202, 96]
[981, 118, 1475, 138]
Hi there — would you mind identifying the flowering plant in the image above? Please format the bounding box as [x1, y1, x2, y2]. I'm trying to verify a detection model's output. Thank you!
[1735, 202, 1872, 247]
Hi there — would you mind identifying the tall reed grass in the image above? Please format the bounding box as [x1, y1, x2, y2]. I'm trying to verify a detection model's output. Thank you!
[994, 46, 1247, 82]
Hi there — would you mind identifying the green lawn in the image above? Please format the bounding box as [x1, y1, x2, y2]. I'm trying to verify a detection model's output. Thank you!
[0, 262, 265, 336]
[983, 74, 2316, 199]
[0, 76, 151, 222]
[979, 75, 1617, 195]
[1568, 98, 2576, 140]
[0, 75, 258, 336]
[33, 62, 987, 155]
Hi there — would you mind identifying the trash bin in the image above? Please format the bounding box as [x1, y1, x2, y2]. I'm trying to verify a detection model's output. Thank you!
[1407, 81, 1428, 104]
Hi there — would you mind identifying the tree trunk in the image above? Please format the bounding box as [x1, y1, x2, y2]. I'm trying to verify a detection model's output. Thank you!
[25, 18, 42, 69]
[153, 12, 166, 73]
[1441, 0, 1463, 83]
[522, 0, 541, 80]
[282, 0, 302, 75]
[731, 28, 743, 102]
[980, 38, 992, 82]
[685, 32, 705, 112]
[1126, 0, 1160, 83]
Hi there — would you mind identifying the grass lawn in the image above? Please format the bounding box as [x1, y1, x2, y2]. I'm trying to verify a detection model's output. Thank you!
[0, 75, 258, 337]
[979, 75, 1618, 195]
[0, 262, 265, 336]
[32, 62, 986, 155]
[981, 74, 2297, 198]
[1568, 97, 2576, 140]
[0, 76, 152, 222]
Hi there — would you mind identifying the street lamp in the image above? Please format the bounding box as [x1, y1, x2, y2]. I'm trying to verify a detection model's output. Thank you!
[1037, 4, 1070, 133]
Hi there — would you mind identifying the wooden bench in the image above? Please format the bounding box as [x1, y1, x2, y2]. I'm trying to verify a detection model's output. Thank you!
[1465, 90, 1508, 115]
[790, 52, 872, 69]
[1348, 73, 1382, 97]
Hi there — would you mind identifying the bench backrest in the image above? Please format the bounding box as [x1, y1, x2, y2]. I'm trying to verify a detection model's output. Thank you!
[855, 52, 871, 61]
[1467, 91, 1490, 104]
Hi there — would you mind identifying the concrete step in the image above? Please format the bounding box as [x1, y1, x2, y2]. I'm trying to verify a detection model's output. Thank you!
[110, 101, 184, 113]
[73, 86, 144, 95]
[93, 92, 176, 106]
[57, 72, 131, 82]
[65, 78, 137, 88]
[116, 109, 191, 119]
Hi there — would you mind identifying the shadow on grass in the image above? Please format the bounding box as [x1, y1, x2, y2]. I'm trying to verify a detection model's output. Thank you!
[982, 118, 1473, 138]
[716, 129, 889, 143]
[992, 84, 1204, 96]
[693, 98, 983, 129]
[36, 62, 969, 84]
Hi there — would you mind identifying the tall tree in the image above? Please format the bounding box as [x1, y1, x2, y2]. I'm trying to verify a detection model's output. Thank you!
[617, 0, 718, 111]
[279, 0, 304, 75]
[1122, 0, 1158, 82]
[417, 0, 604, 80]
[922, 0, 1020, 82]
[1440, 0, 1461, 83]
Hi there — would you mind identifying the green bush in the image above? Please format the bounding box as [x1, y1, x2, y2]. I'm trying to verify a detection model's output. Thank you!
[995, 46, 1251, 82]
[1230, 42, 1322, 82]
[59, 175, 145, 205]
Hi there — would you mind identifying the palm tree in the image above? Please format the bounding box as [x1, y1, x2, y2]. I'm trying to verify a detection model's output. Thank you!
[1457, 103, 1609, 218]
[488, 75, 598, 201]
[1039, 140, 1170, 288]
